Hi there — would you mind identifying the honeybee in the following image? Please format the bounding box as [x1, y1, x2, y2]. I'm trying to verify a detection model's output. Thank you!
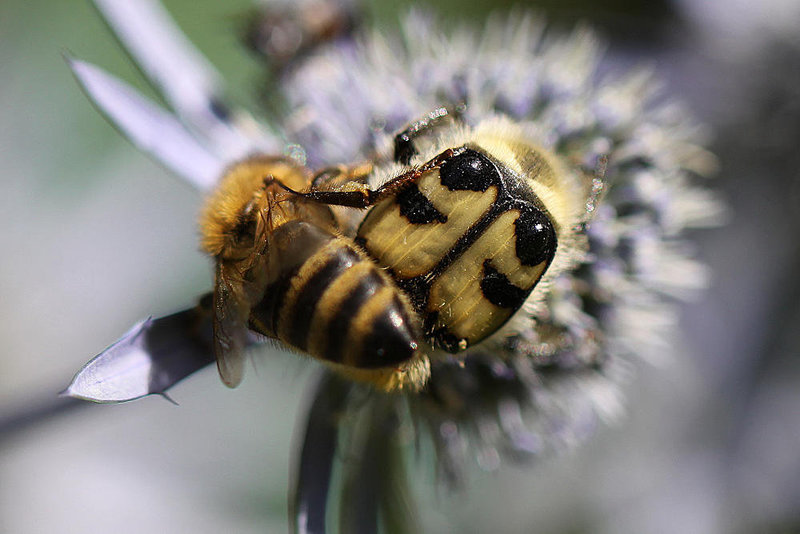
[200, 156, 429, 391]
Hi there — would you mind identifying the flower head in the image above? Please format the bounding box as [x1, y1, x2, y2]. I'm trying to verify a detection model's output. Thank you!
[65, 1, 723, 530]
[278, 9, 723, 491]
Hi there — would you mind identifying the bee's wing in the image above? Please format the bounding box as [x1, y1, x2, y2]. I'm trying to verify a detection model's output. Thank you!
[92, 0, 278, 160]
[68, 58, 226, 191]
[212, 264, 252, 388]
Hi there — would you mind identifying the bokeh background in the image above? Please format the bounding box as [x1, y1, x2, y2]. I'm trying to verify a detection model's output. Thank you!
[1, 0, 799, 532]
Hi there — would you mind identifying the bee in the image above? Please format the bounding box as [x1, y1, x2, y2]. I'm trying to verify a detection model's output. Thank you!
[289, 108, 597, 358]
[199, 156, 430, 392]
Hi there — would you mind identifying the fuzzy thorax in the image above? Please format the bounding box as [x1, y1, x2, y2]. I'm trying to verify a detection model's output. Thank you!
[199, 156, 317, 259]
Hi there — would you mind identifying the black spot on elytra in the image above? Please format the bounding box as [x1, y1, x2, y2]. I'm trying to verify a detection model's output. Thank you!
[514, 207, 556, 266]
[480, 260, 528, 309]
[396, 276, 431, 312]
[439, 149, 496, 192]
[396, 184, 447, 224]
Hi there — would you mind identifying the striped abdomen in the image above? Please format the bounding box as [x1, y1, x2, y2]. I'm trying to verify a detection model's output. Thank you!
[248, 220, 419, 369]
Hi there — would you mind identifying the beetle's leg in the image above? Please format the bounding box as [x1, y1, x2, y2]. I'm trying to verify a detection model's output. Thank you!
[393, 105, 464, 165]
[280, 148, 456, 208]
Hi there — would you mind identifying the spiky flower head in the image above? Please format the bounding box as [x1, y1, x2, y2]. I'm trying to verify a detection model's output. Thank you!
[65, 2, 723, 530]
[275, 9, 723, 490]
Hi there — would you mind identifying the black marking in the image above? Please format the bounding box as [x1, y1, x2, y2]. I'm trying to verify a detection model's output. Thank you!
[287, 246, 360, 350]
[514, 206, 557, 266]
[362, 146, 559, 354]
[249, 220, 337, 338]
[396, 183, 447, 224]
[514, 207, 557, 266]
[324, 270, 385, 363]
[480, 260, 528, 309]
[358, 298, 417, 368]
[438, 149, 497, 192]
[396, 199, 503, 305]
[396, 275, 430, 312]
[389, 204, 552, 318]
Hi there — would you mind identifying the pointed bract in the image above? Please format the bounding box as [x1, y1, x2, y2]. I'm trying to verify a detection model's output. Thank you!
[93, 0, 278, 160]
[68, 57, 226, 190]
[63, 303, 216, 403]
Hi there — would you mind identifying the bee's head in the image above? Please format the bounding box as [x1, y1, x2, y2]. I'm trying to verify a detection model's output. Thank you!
[200, 157, 309, 260]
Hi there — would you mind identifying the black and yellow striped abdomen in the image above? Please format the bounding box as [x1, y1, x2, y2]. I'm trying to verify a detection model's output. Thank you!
[248, 220, 419, 369]
[357, 147, 557, 353]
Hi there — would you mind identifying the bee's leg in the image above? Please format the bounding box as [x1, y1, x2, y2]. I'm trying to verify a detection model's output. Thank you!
[393, 105, 464, 165]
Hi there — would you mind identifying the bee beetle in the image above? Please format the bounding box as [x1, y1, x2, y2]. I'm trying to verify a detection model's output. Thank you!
[290, 108, 598, 358]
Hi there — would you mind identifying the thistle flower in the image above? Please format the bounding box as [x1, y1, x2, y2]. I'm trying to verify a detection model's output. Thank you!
[64, 1, 723, 531]
[279, 6, 723, 489]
